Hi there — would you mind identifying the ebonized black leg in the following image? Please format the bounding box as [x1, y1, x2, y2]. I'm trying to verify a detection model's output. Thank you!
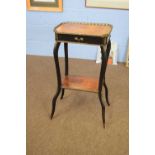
[98, 93, 105, 128]
[51, 42, 61, 119]
[103, 80, 110, 106]
[98, 41, 111, 127]
[64, 43, 68, 75]
[98, 45, 107, 127]
[60, 88, 64, 99]
[51, 88, 61, 119]
[60, 43, 68, 99]
[102, 40, 111, 106]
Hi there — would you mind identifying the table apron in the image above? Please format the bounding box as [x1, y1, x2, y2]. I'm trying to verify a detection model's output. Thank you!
[56, 34, 109, 45]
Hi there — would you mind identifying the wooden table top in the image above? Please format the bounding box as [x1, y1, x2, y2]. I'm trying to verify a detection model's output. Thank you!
[54, 22, 113, 37]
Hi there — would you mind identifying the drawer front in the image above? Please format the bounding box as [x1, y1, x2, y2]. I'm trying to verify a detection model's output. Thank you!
[57, 34, 106, 45]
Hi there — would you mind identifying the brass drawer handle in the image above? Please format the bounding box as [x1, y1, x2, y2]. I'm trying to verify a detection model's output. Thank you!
[80, 37, 84, 41]
[74, 37, 84, 41]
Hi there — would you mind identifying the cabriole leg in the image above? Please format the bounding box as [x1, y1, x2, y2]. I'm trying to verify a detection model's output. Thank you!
[98, 93, 106, 128]
[60, 88, 64, 99]
[60, 43, 68, 99]
[103, 80, 110, 106]
[98, 44, 108, 127]
[103, 40, 111, 106]
[51, 42, 61, 119]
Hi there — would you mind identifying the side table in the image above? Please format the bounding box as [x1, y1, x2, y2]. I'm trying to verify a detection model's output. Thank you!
[51, 22, 113, 127]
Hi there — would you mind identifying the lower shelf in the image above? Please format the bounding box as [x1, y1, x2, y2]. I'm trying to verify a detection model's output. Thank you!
[62, 75, 99, 93]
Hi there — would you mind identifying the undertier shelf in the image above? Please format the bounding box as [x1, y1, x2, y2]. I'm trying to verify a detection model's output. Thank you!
[62, 76, 99, 93]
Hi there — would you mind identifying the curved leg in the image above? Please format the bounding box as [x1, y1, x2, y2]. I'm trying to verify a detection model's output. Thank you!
[61, 43, 68, 99]
[60, 88, 65, 99]
[51, 42, 61, 119]
[103, 80, 110, 106]
[98, 44, 108, 127]
[98, 40, 111, 127]
[51, 88, 61, 119]
[64, 43, 68, 75]
[102, 40, 111, 106]
[98, 93, 105, 128]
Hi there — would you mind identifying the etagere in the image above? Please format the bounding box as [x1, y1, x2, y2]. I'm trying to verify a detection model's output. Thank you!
[51, 22, 113, 127]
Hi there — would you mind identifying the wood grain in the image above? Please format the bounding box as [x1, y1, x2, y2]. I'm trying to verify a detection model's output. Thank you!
[55, 22, 112, 37]
[62, 76, 98, 93]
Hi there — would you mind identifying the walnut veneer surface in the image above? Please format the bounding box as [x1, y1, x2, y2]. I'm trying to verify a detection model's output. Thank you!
[62, 76, 98, 93]
[54, 22, 112, 37]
